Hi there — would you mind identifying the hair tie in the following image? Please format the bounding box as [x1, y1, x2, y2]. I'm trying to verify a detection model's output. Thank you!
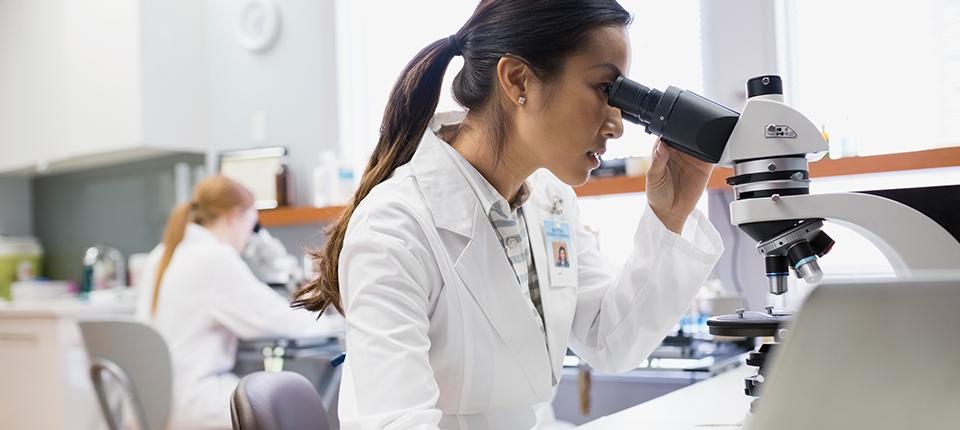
[448, 35, 462, 56]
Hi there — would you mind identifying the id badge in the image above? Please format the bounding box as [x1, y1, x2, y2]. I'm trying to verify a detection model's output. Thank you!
[543, 219, 576, 287]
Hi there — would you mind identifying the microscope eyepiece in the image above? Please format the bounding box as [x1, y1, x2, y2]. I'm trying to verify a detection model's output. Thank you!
[607, 76, 662, 126]
[605, 75, 739, 164]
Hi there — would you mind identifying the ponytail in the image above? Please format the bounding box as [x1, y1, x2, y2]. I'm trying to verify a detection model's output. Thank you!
[292, 36, 461, 314]
[151, 202, 193, 316]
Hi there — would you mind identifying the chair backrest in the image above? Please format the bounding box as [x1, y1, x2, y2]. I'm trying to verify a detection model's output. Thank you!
[231, 371, 331, 430]
[78, 318, 172, 430]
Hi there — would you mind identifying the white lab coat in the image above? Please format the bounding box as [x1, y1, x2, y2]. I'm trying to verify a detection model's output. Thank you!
[135, 224, 341, 430]
[337, 112, 724, 430]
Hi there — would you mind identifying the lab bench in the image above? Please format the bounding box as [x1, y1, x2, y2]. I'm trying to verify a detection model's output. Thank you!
[553, 347, 748, 426]
[576, 365, 754, 429]
[236, 332, 750, 430]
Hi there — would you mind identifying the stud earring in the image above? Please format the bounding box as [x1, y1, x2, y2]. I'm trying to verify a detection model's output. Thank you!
[518, 96, 526, 105]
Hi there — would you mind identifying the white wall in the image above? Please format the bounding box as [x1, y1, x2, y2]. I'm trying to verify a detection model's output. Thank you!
[700, 0, 780, 108]
[205, 0, 340, 206]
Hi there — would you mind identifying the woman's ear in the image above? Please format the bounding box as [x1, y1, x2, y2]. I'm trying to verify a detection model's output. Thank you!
[495, 55, 531, 108]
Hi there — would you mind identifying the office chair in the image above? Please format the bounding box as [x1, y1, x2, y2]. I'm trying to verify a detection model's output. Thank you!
[78, 318, 172, 430]
[231, 371, 331, 430]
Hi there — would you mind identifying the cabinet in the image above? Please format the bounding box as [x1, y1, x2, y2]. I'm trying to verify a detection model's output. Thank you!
[0, 0, 208, 174]
[0, 302, 135, 429]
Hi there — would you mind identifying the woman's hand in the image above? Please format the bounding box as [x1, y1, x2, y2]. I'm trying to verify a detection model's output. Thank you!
[645, 138, 714, 234]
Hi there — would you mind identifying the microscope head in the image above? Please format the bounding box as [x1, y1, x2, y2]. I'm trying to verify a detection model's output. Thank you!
[721, 76, 832, 293]
[606, 75, 833, 294]
[716, 76, 828, 167]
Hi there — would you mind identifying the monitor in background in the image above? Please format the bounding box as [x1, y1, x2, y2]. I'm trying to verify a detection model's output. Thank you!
[218, 147, 288, 209]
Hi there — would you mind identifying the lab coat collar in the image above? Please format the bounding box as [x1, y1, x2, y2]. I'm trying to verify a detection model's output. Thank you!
[183, 223, 219, 244]
[414, 111, 533, 233]
[410, 111, 480, 238]
[440, 140, 531, 217]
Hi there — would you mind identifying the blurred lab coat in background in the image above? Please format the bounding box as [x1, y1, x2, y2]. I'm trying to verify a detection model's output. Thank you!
[136, 223, 342, 430]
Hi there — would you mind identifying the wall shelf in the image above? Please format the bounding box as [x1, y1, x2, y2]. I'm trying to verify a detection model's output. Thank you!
[259, 205, 346, 227]
[260, 146, 960, 227]
[576, 146, 960, 197]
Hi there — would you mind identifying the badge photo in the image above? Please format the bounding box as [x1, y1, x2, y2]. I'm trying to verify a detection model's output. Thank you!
[543, 219, 576, 287]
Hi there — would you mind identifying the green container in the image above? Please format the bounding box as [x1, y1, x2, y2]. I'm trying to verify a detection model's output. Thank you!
[0, 236, 43, 301]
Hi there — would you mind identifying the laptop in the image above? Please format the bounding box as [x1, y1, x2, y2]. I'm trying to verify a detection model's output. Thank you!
[747, 275, 960, 430]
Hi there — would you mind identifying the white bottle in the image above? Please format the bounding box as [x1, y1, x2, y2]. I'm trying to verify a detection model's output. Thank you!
[335, 159, 356, 205]
[312, 151, 338, 207]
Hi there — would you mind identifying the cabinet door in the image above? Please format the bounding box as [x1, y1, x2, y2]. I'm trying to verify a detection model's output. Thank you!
[58, 0, 142, 161]
[0, 0, 66, 172]
[0, 1, 142, 173]
[0, 319, 64, 429]
[0, 317, 105, 430]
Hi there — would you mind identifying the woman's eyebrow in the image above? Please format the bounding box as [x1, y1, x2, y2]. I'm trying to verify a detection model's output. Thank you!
[589, 63, 623, 77]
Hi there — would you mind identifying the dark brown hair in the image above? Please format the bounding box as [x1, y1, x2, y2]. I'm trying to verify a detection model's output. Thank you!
[293, 0, 632, 314]
[151, 175, 255, 315]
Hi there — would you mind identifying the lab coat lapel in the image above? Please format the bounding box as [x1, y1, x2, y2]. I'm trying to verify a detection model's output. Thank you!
[410, 123, 552, 398]
[453, 205, 553, 398]
[523, 176, 578, 377]
[409, 129, 475, 238]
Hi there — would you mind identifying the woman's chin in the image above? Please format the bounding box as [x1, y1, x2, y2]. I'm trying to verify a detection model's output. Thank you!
[561, 169, 593, 187]
[546, 162, 594, 187]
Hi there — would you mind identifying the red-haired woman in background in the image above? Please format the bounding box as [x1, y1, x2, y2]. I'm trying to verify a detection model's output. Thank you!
[136, 175, 340, 430]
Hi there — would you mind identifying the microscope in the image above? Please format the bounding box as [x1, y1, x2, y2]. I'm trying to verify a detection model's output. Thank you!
[605, 74, 960, 408]
[243, 223, 303, 291]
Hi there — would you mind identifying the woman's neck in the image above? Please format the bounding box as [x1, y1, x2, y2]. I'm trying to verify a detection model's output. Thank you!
[449, 119, 538, 203]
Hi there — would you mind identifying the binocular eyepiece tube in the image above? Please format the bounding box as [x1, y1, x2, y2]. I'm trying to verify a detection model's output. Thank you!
[604, 75, 739, 164]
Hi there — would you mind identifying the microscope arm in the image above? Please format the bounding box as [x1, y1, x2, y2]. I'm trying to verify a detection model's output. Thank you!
[730, 192, 960, 276]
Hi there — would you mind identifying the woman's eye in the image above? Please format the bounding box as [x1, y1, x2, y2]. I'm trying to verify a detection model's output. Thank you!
[598, 83, 613, 95]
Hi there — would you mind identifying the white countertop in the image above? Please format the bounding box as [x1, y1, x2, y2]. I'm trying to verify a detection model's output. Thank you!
[577, 364, 754, 429]
[0, 299, 135, 318]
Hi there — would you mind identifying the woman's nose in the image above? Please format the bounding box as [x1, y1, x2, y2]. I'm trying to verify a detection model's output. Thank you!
[602, 108, 624, 139]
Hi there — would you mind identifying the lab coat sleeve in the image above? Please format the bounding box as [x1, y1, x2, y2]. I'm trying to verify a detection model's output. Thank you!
[205, 252, 340, 339]
[567, 195, 724, 373]
[338, 230, 442, 430]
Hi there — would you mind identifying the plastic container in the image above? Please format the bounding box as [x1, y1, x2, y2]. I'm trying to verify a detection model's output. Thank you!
[313, 151, 356, 206]
[0, 236, 43, 301]
[312, 150, 338, 207]
[335, 159, 356, 204]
